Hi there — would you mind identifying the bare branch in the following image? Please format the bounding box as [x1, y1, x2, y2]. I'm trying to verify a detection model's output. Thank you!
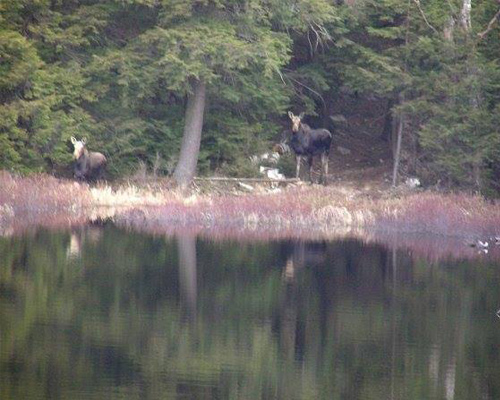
[477, 8, 500, 41]
[304, 22, 332, 58]
[306, 30, 313, 58]
[312, 22, 332, 53]
[283, 71, 326, 108]
[310, 24, 321, 53]
[275, 67, 286, 85]
[412, 0, 439, 35]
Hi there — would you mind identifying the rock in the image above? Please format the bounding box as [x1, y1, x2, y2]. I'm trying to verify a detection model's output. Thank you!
[330, 114, 348, 124]
[259, 166, 285, 180]
[405, 177, 421, 189]
[251, 152, 280, 166]
[337, 146, 351, 156]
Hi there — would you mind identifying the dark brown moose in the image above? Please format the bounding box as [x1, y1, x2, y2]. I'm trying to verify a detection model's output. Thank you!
[287, 112, 332, 184]
[70, 137, 107, 181]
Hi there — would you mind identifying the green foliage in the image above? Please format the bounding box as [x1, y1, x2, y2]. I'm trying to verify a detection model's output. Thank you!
[1, 0, 500, 193]
[317, 0, 500, 192]
[396, 32, 500, 189]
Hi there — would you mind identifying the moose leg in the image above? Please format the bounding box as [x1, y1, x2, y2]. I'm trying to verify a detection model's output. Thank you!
[325, 154, 329, 182]
[96, 167, 104, 181]
[295, 155, 301, 179]
[307, 156, 314, 183]
[321, 153, 329, 184]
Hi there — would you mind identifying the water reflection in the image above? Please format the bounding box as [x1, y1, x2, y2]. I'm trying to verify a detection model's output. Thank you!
[1, 227, 500, 399]
[66, 226, 103, 260]
[177, 234, 197, 317]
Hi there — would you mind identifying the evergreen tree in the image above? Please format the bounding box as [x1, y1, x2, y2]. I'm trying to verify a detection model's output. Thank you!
[0, 0, 113, 174]
[1, 0, 500, 193]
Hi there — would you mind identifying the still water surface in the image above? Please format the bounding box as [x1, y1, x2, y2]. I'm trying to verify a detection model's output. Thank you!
[1, 225, 500, 400]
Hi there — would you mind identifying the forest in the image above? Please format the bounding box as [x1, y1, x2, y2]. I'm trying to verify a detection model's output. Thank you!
[1, 0, 500, 193]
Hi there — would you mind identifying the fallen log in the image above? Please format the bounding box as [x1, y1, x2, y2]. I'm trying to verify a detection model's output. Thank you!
[194, 177, 299, 183]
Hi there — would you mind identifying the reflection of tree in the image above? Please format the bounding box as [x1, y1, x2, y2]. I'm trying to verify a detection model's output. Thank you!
[1, 230, 500, 399]
[66, 231, 81, 259]
[281, 258, 298, 354]
[279, 241, 327, 362]
[278, 255, 299, 399]
[391, 246, 397, 400]
[177, 234, 197, 317]
[66, 226, 103, 260]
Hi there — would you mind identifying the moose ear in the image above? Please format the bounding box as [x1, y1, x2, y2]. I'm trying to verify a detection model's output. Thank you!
[298, 112, 305, 119]
[288, 111, 294, 119]
[70, 136, 77, 144]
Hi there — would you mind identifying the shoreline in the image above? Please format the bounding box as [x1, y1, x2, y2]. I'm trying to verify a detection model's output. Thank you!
[1, 172, 500, 258]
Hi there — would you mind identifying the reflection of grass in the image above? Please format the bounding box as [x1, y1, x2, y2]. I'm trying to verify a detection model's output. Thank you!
[2, 172, 500, 240]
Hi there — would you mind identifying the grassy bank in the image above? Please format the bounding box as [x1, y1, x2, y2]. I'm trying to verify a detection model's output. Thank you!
[1, 172, 500, 243]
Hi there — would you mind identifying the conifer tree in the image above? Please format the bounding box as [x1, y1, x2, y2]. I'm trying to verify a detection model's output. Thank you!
[1, 0, 500, 193]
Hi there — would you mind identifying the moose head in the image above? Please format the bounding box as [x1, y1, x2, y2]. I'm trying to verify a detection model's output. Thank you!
[288, 111, 305, 133]
[71, 137, 87, 160]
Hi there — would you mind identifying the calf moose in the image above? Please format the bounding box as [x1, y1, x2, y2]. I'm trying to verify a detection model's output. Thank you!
[287, 111, 332, 184]
[70, 137, 107, 181]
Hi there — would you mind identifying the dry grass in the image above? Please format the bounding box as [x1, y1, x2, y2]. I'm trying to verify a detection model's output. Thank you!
[373, 192, 500, 237]
[110, 184, 500, 243]
[89, 184, 172, 207]
[1, 172, 500, 243]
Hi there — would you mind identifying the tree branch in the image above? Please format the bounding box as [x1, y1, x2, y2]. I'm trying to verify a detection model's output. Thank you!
[412, 0, 439, 35]
[282, 70, 326, 108]
[477, 8, 500, 40]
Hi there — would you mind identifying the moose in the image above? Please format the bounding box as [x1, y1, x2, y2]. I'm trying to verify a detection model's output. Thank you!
[287, 111, 332, 184]
[70, 137, 107, 181]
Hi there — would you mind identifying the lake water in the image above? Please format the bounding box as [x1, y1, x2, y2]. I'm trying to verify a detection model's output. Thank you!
[1, 225, 500, 400]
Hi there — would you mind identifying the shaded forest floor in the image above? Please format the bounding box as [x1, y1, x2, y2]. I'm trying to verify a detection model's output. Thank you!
[328, 126, 392, 193]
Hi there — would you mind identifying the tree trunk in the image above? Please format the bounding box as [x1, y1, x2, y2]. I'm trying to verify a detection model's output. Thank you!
[460, 0, 484, 190]
[173, 79, 207, 189]
[443, 16, 455, 41]
[392, 112, 404, 187]
[460, 0, 472, 31]
[381, 98, 394, 142]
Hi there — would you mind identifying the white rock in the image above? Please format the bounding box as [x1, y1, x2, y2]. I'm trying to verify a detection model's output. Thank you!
[337, 146, 351, 155]
[405, 177, 421, 188]
[260, 166, 284, 180]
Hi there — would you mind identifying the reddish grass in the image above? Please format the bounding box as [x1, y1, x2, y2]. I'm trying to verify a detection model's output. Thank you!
[2, 172, 500, 253]
[0, 172, 91, 234]
[114, 186, 500, 238]
[374, 192, 500, 237]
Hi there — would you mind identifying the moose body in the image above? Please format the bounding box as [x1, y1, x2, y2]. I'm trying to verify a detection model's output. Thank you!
[71, 137, 107, 181]
[288, 112, 332, 184]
